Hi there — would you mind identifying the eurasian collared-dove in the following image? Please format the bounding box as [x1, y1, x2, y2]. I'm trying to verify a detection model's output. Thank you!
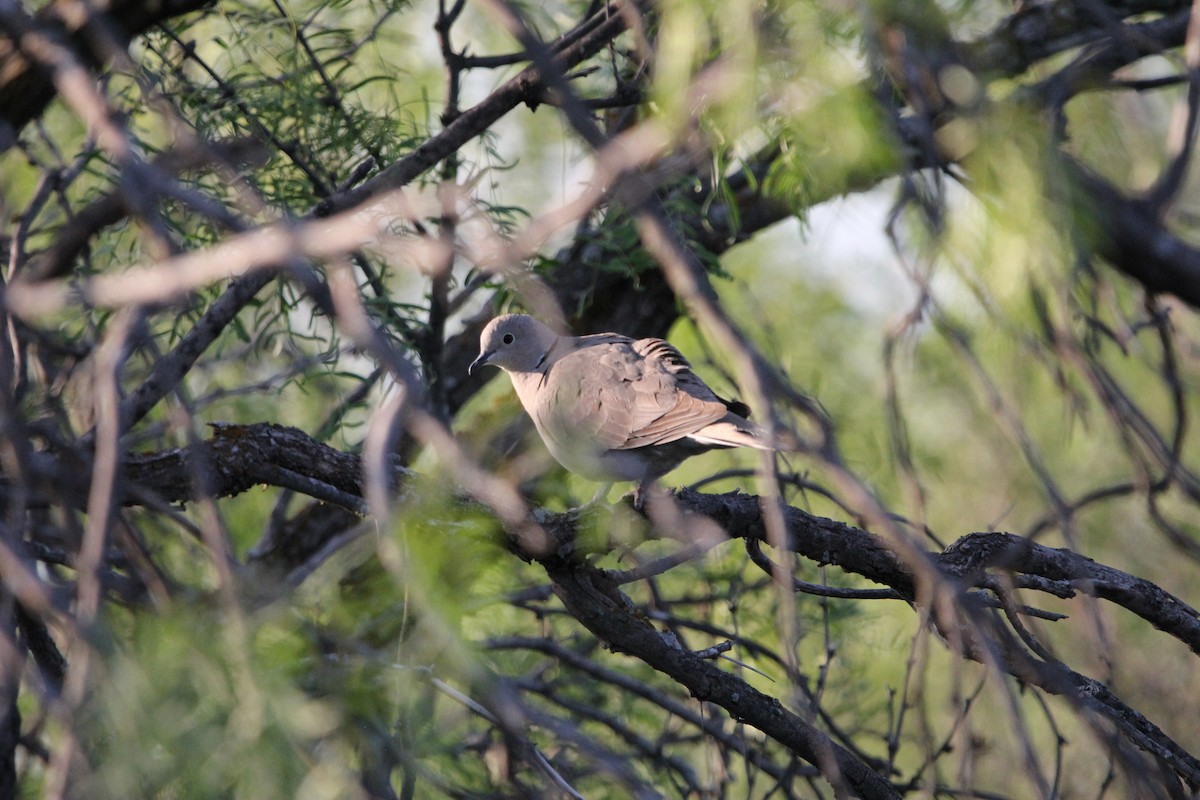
[469, 314, 775, 502]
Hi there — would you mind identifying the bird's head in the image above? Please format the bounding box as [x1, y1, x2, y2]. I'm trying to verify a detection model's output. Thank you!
[469, 314, 559, 375]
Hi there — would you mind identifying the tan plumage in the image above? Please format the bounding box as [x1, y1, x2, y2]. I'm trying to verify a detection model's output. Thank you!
[469, 314, 775, 497]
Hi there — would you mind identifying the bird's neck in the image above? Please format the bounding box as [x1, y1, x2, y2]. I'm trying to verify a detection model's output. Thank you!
[509, 368, 547, 414]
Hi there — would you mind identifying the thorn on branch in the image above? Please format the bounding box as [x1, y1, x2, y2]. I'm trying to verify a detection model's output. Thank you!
[693, 640, 732, 659]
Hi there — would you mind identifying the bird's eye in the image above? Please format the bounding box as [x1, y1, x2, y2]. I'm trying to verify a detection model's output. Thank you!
[502, 333, 514, 345]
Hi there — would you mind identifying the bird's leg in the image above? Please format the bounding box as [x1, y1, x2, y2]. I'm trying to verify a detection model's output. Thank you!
[633, 483, 646, 513]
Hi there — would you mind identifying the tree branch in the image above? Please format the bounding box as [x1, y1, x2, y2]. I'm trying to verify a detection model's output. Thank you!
[13, 419, 1200, 789]
[0, 0, 213, 148]
[535, 545, 902, 800]
[313, 1, 633, 218]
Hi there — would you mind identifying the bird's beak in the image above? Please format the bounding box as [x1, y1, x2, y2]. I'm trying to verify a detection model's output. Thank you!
[468, 350, 494, 375]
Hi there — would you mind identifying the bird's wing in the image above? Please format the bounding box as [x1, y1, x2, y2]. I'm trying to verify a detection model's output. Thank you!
[536, 336, 737, 452]
[620, 338, 742, 448]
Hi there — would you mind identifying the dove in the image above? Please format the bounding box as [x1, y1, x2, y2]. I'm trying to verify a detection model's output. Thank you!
[469, 314, 776, 506]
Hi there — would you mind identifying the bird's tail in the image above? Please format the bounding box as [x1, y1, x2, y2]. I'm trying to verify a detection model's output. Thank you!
[688, 420, 783, 451]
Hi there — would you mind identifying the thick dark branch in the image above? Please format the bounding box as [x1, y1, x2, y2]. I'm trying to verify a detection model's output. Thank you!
[671, 489, 1200, 656]
[1069, 160, 1200, 308]
[54, 410, 1195, 664]
[961, 0, 1187, 78]
[124, 422, 382, 504]
[13, 422, 383, 518]
[0, 597, 17, 799]
[0, 0, 213, 148]
[939, 530, 1200, 656]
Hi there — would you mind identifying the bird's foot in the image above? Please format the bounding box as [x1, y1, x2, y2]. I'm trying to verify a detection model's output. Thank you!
[631, 483, 668, 513]
[629, 483, 681, 513]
